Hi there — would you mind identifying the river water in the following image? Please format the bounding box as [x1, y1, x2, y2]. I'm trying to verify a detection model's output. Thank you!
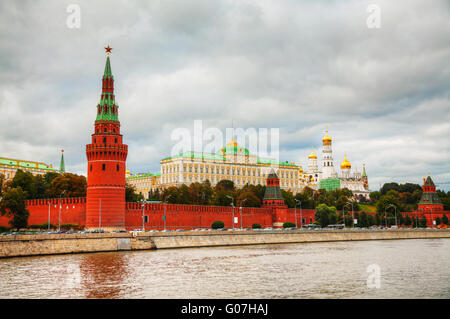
[0, 239, 449, 298]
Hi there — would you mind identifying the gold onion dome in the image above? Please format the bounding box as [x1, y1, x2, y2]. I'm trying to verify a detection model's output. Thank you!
[308, 147, 317, 159]
[227, 138, 239, 147]
[323, 129, 332, 144]
[340, 155, 351, 169]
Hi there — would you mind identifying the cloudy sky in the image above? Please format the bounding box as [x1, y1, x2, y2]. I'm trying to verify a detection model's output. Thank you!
[0, 0, 449, 191]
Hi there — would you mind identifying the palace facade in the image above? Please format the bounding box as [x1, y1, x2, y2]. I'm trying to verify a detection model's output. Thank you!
[127, 138, 300, 199]
[0, 151, 64, 182]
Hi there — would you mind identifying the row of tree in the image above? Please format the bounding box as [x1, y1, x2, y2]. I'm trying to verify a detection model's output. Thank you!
[0, 170, 87, 229]
[315, 203, 449, 228]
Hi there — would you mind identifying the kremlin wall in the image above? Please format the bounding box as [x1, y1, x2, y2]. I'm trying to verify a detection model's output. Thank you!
[0, 48, 448, 231]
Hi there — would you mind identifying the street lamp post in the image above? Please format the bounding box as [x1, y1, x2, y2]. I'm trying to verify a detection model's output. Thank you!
[48, 202, 51, 232]
[240, 198, 248, 230]
[226, 195, 234, 230]
[58, 190, 66, 232]
[344, 202, 354, 228]
[163, 194, 172, 231]
[99, 198, 101, 231]
[385, 204, 397, 228]
[295, 199, 302, 229]
[141, 199, 148, 232]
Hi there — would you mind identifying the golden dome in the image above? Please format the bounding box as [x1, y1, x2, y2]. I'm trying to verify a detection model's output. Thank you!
[308, 146, 317, 159]
[298, 163, 303, 173]
[227, 138, 238, 147]
[340, 155, 351, 170]
[323, 128, 332, 144]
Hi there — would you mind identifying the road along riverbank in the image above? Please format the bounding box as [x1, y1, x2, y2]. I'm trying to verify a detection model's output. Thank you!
[1, 229, 450, 258]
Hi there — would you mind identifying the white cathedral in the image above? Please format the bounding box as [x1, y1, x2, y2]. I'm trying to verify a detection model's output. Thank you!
[298, 129, 370, 199]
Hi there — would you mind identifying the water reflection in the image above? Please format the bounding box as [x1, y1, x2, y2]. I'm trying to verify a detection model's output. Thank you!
[79, 252, 129, 298]
[0, 239, 449, 298]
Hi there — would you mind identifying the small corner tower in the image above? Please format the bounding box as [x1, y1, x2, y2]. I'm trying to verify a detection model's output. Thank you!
[59, 149, 65, 173]
[362, 164, 369, 190]
[418, 174, 443, 212]
[263, 169, 287, 208]
[85, 46, 128, 230]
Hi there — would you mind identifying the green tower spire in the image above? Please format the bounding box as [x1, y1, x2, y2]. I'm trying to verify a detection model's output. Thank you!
[59, 150, 65, 173]
[96, 46, 119, 123]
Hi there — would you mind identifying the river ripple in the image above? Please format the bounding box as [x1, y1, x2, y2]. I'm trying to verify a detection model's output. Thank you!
[0, 239, 449, 298]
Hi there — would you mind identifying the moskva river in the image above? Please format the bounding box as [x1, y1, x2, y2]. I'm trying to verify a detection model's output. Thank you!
[0, 239, 449, 298]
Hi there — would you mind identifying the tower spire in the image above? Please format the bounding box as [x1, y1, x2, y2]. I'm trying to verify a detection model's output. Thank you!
[59, 149, 65, 173]
[97, 47, 119, 122]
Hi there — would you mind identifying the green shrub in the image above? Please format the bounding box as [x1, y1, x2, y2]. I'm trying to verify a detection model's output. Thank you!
[283, 222, 296, 228]
[60, 223, 81, 230]
[0, 226, 11, 233]
[29, 223, 56, 229]
[252, 223, 261, 229]
[212, 221, 225, 229]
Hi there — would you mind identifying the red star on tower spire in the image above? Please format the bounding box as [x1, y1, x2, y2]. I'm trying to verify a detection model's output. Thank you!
[105, 45, 112, 56]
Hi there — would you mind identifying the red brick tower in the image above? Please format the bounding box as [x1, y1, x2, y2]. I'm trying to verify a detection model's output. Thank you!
[85, 46, 128, 230]
[262, 169, 288, 228]
[418, 174, 443, 212]
[262, 169, 287, 208]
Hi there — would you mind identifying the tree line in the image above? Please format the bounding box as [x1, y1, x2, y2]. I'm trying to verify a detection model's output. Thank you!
[0, 170, 87, 229]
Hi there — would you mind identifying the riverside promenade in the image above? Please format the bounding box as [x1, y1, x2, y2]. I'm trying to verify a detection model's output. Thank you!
[1, 229, 450, 259]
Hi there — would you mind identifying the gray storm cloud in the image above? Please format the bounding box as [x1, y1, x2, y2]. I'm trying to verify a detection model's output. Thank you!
[0, 0, 449, 190]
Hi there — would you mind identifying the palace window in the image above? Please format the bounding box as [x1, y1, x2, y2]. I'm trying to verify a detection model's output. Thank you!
[102, 164, 106, 171]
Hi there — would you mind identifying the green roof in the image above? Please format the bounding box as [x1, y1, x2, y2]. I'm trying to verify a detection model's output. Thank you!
[0, 157, 57, 171]
[127, 172, 161, 180]
[319, 178, 341, 191]
[218, 145, 250, 155]
[162, 152, 226, 162]
[161, 151, 297, 167]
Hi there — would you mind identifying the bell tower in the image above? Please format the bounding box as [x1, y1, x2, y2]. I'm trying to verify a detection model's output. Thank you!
[85, 46, 128, 230]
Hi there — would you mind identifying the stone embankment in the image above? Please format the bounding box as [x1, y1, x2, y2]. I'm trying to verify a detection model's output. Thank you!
[1, 229, 450, 258]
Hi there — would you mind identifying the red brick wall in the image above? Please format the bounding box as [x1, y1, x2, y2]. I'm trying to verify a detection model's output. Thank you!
[125, 202, 275, 230]
[1, 198, 446, 230]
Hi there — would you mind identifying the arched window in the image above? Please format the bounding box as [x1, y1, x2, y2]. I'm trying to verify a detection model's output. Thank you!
[102, 164, 106, 171]
[117, 164, 119, 171]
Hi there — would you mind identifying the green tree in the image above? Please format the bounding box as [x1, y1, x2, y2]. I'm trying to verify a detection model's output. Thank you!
[125, 183, 144, 202]
[294, 187, 315, 209]
[315, 204, 337, 228]
[46, 173, 87, 198]
[435, 217, 441, 226]
[442, 214, 449, 225]
[0, 187, 29, 230]
[237, 191, 260, 207]
[359, 212, 369, 228]
[404, 215, 412, 227]
[281, 190, 295, 208]
[10, 169, 37, 199]
[419, 216, 428, 228]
